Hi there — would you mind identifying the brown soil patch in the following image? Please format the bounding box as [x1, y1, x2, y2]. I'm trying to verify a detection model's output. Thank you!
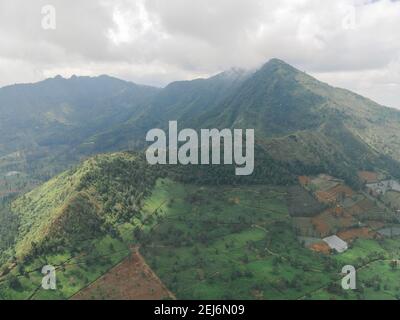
[358, 171, 378, 184]
[337, 227, 377, 242]
[329, 185, 354, 198]
[298, 176, 311, 186]
[315, 191, 336, 204]
[71, 247, 175, 300]
[357, 198, 376, 211]
[311, 209, 355, 237]
[315, 185, 354, 204]
[309, 242, 331, 254]
[311, 212, 331, 236]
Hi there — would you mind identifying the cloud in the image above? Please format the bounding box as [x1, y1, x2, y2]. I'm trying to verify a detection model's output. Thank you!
[0, 0, 399, 107]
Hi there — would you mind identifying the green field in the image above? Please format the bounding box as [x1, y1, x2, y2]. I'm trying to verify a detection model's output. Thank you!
[138, 179, 400, 300]
[3, 175, 400, 300]
[0, 235, 130, 300]
[139, 179, 334, 300]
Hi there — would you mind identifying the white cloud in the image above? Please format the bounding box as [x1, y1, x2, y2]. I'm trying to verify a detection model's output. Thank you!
[0, 0, 399, 107]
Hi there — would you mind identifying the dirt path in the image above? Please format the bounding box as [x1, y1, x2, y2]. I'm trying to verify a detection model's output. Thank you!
[252, 225, 283, 258]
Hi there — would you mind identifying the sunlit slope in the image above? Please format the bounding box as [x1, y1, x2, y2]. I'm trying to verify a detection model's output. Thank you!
[11, 152, 158, 257]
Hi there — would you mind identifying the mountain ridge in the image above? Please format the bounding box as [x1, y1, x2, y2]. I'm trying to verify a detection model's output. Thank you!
[2, 58, 400, 181]
[3, 58, 400, 299]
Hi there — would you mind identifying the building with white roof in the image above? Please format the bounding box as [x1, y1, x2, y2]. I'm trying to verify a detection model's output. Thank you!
[323, 235, 348, 253]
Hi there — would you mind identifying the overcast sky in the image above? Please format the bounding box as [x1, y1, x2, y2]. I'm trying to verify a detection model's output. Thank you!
[0, 0, 400, 108]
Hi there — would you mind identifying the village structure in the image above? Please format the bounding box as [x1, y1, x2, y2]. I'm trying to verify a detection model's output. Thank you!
[293, 171, 400, 255]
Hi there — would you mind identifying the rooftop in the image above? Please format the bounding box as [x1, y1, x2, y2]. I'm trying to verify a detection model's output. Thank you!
[323, 235, 348, 253]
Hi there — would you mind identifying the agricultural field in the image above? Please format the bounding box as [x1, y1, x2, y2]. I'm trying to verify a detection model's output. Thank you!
[140, 179, 334, 300]
[358, 171, 380, 184]
[71, 247, 174, 300]
[3, 173, 400, 300]
[296, 174, 397, 235]
[285, 173, 400, 299]
[383, 191, 400, 211]
[0, 235, 130, 300]
[308, 175, 341, 192]
[286, 186, 326, 217]
[137, 178, 400, 300]
[308, 239, 400, 300]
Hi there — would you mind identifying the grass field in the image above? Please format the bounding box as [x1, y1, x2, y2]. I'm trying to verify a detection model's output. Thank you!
[138, 179, 400, 300]
[0, 235, 130, 300]
[140, 179, 335, 300]
[3, 176, 400, 300]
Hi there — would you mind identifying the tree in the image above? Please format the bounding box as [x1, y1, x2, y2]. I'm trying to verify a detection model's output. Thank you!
[8, 275, 22, 291]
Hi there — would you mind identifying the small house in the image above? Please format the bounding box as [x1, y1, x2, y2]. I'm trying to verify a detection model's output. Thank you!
[323, 235, 348, 253]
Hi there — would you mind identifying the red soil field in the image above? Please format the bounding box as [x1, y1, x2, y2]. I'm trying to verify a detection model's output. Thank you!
[311, 209, 355, 237]
[329, 185, 354, 198]
[298, 176, 311, 186]
[337, 227, 378, 242]
[315, 191, 336, 204]
[71, 247, 175, 300]
[311, 212, 331, 236]
[315, 185, 354, 204]
[358, 171, 378, 183]
[309, 242, 331, 254]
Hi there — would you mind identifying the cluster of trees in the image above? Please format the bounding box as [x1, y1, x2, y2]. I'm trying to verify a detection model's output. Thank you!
[166, 145, 295, 186]
[77, 153, 163, 226]
[0, 200, 19, 264]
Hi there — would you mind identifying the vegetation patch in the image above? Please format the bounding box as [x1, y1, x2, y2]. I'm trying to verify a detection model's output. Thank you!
[286, 186, 326, 217]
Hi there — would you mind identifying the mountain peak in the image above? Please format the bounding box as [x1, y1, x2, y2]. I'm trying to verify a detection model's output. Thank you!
[261, 58, 299, 73]
[267, 58, 289, 65]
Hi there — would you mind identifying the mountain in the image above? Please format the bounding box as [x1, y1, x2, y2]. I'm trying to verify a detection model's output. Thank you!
[3, 59, 400, 184]
[3, 59, 400, 299]
[3, 58, 400, 244]
[86, 68, 251, 152]
[78, 59, 400, 188]
[0, 75, 159, 177]
[3, 58, 400, 251]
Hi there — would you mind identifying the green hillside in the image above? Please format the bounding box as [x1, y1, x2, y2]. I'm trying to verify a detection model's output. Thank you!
[5, 153, 158, 260]
[81, 59, 400, 188]
[2, 59, 400, 190]
[3, 59, 400, 300]
[3, 166, 400, 300]
[0, 75, 159, 180]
